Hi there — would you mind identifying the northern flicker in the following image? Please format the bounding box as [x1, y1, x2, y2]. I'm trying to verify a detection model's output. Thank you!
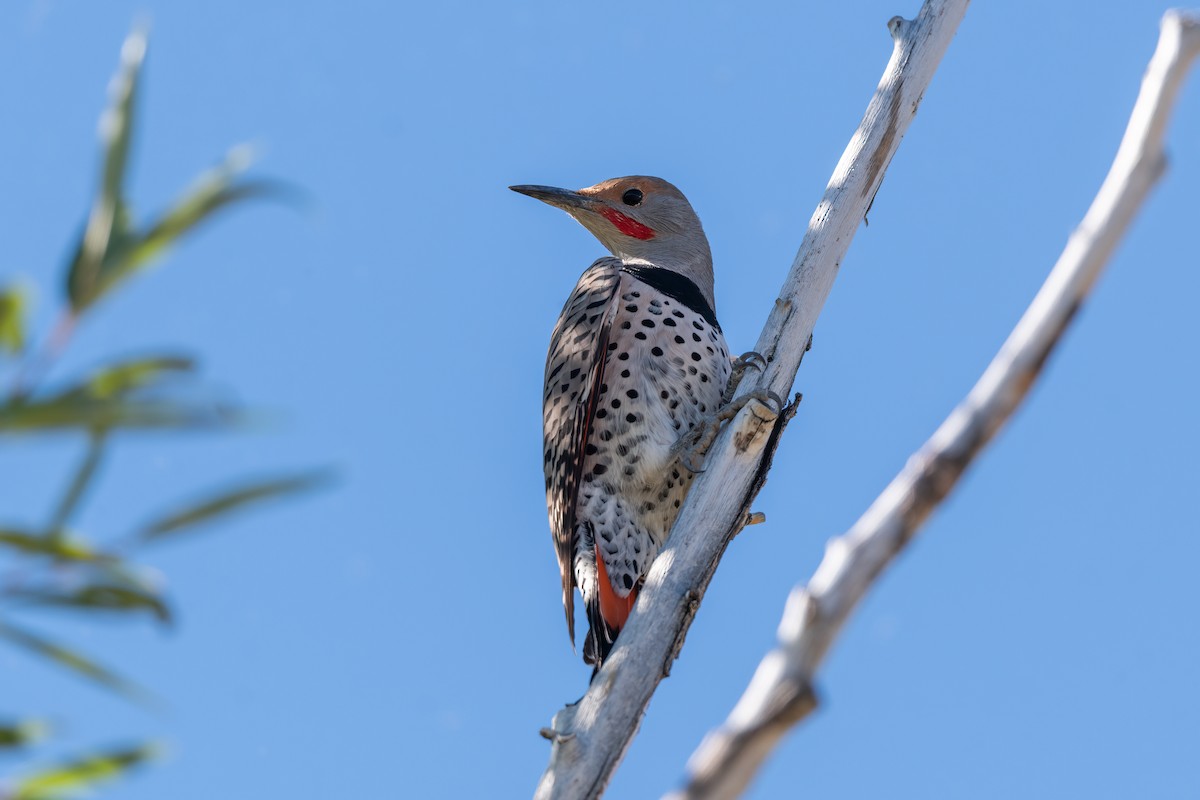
[512, 176, 733, 668]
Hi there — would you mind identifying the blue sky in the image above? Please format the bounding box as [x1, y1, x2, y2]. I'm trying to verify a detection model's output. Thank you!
[2, 0, 1198, 797]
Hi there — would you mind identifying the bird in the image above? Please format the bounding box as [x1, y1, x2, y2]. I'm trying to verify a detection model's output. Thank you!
[511, 176, 733, 669]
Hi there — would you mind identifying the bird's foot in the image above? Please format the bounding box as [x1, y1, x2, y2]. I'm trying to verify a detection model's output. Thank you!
[671, 389, 784, 473]
[723, 351, 768, 406]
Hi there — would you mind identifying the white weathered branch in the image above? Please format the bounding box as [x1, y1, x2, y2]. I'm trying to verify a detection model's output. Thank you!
[534, 3, 969, 797]
[672, 10, 1200, 800]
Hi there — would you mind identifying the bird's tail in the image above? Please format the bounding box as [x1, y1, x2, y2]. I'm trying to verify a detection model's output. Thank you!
[583, 599, 618, 668]
[583, 542, 640, 669]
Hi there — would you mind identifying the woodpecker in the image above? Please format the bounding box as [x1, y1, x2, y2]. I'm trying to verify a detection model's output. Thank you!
[512, 176, 732, 668]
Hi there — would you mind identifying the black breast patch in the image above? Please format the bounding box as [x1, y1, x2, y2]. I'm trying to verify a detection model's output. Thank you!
[618, 264, 720, 333]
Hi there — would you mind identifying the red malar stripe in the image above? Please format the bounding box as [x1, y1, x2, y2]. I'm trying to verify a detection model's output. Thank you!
[600, 207, 656, 240]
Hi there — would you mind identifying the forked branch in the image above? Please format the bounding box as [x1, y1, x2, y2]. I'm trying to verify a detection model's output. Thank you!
[672, 10, 1200, 800]
[535, 2, 970, 797]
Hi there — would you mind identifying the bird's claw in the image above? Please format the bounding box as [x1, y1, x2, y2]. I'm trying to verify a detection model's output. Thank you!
[759, 389, 785, 416]
[734, 351, 768, 372]
[723, 351, 769, 406]
[672, 389, 784, 474]
[671, 419, 718, 475]
[678, 448, 707, 474]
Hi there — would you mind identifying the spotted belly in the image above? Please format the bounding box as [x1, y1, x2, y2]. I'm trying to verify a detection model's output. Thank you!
[575, 274, 731, 600]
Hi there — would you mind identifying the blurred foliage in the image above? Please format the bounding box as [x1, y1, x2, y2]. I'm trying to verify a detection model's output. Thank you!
[0, 27, 324, 798]
[7, 744, 161, 800]
[0, 286, 28, 355]
[62, 32, 282, 317]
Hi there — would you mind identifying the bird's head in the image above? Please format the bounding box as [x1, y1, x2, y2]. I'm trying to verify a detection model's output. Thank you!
[510, 176, 713, 277]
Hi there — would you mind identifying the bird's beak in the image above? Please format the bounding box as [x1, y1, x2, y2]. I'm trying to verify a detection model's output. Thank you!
[509, 184, 597, 212]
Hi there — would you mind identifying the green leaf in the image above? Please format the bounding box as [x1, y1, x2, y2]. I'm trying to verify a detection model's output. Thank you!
[63, 27, 291, 316]
[0, 357, 243, 433]
[17, 353, 194, 413]
[0, 529, 106, 563]
[113, 147, 288, 276]
[11, 742, 160, 799]
[45, 431, 106, 540]
[13, 583, 172, 626]
[0, 621, 150, 703]
[0, 719, 50, 750]
[65, 27, 147, 314]
[0, 395, 244, 433]
[139, 470, 332, 543]
[67, 144, 287, 314]
[0, 284, 29, 355]
[75, 355, 195, 400]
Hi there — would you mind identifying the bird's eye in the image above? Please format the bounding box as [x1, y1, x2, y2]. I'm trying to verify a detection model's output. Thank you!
[622, 188, 643, 206]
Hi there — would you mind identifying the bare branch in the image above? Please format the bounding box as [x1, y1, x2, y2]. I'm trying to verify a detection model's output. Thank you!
[672, 10, 1200, 800]
[534, 2, 970, 797]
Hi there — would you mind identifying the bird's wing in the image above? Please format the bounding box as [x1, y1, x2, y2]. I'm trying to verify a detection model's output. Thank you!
[543, 258, 623, 646]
